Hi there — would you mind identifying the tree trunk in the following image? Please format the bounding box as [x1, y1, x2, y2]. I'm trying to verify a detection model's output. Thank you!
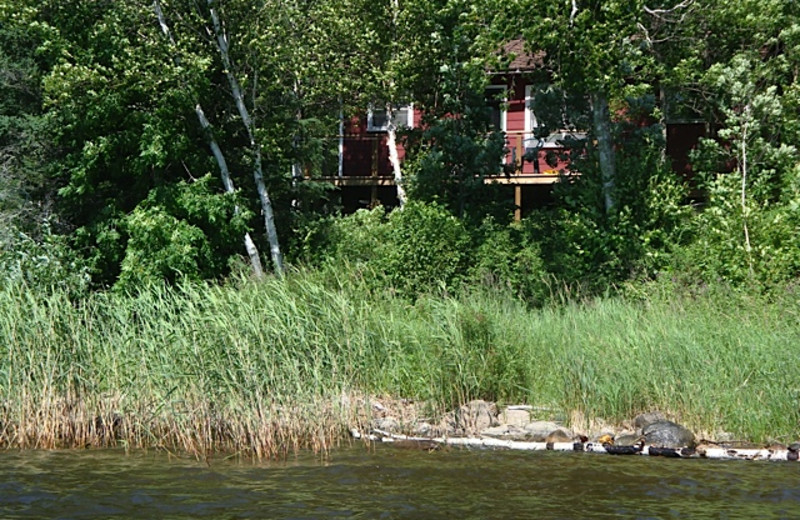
[153, 0, 264, 278]
[195, 105, 265, 277]
[591, 91, 616, 213]
[207, 0, 284, 276]
[385, 104, 406, 207]
[385, 0, 406, 208]
[740, 103, 753, 277]
[290, 81, 303, 208]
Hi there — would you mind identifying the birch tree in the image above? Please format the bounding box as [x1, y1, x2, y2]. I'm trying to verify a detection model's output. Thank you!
[153, 0, 264, 277]
[204, 0, 283, 275]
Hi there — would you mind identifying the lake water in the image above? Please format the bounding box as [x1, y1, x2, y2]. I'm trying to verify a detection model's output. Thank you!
[1, 444, 798, 519]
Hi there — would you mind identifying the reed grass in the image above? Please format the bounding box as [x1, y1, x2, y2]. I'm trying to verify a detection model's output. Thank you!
[1, 271, 798, 456]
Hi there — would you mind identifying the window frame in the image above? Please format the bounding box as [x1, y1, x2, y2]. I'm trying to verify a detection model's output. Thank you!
[485, 85, 508, 133]
[366, 104, 414, 132]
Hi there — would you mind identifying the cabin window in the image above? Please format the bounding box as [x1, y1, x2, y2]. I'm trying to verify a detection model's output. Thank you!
[524, 84, 586, 151]
[367, 105, 414, 132]
[485, 85, 507, 133]
[524, 84, 547, 149]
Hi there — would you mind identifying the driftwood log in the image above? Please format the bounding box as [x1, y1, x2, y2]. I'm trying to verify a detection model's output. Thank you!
[352, 429, 800, 462]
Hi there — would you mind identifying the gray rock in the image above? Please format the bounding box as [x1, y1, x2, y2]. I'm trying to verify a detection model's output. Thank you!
[373, 417, 400, 433]
[413, 421, 433, 436]
[523, 421, 562, 442]
[634, 411, 667, 432]
[484, 425, 530, 440]
[453, 400, 498, 434]
[643, 420, 695, 448]
[614, 431, 641, 446]
[545, 428, 574, 443]
[498, 408, 531, 428]
[481, 425, 514, 437]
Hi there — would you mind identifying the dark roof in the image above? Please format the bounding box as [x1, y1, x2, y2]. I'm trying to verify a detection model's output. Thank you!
[501, 39, 545, 72]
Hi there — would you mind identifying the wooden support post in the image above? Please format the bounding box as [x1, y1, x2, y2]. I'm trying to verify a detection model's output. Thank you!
[515, 134, 524, 174]
[371, 138, 379, 207]
[514, 185, 522, 221]
[371, 138, 379, 177]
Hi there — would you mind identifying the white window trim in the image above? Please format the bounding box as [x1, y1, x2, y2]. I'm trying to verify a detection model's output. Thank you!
[366, 104, 414, 132]
[485, 85, 507, 133]
[525, 85, 586, 150]
[525, 84, 554, 149]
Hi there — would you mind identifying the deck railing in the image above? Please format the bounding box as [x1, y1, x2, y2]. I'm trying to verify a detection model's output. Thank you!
[307, 130, 575, 185]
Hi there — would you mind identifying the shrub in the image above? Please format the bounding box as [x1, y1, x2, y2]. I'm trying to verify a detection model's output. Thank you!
[468, 217, 549, 303]
[0, 220, 90, 295]
[300, 202, 472, 298]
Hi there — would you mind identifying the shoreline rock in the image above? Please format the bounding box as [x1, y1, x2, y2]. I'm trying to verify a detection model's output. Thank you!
[365, 397, 712, 450]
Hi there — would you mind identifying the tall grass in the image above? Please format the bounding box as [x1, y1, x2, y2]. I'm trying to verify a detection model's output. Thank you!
[1, 272, 798, 456]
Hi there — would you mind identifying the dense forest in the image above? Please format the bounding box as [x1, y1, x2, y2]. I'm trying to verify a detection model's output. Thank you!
[1, 0, 798, 295]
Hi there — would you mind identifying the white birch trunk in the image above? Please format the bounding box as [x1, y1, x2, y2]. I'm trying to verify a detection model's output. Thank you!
[740, 103, 753, 276]
[195, 105, 265, 276]
[338, 104, 344, 177]
[355, 429, 800, 462]
[208, 0, 284, 276]
[153, 0, 264, 278]
[385, 104, 406, 207]
[385, 0, 406, 208]
[290, 81, 303, 208]
[591, 91, 616, 213]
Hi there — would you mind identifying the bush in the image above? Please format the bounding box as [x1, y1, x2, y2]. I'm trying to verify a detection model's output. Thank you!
[300, 202, 472, 298]
[0, 221, 90, 295]
[382, 201, 471, 296]
[468, 217, 549, 303]
[538, 118, 690, 293]
[672, 165, 800, 288]
[114, 176, 253, 291]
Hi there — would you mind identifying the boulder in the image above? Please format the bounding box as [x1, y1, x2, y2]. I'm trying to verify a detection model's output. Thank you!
[453, 400, 498, 434]
[498, 408, 531, 428]
[481, 425, 511, 437]
[614, 431, 641, 446]
[634, 411, 667, 432]
[481, 424, 529, 440]
[545, 428, 574, 443]
[373, 417, 400, 433]
[413, 421, 433, 436]
[643, 420, 695, 448]
[523, 421, 562, 442]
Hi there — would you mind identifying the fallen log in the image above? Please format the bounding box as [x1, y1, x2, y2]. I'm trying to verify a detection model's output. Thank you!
[351, 429, 800, 462]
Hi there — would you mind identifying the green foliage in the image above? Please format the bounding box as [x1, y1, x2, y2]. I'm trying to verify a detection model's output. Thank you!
[468, 217, 549, 303]
[538, 112, 689, 291]
[0, 8, 56, 240]
[674, 168, 800, 287]
[0, 221, 89, 295]
[302, 202, 472, 297]
[300, 205, 389, 268]
[676, 40, 800, 288]
[382, 201, 471, 296]
[116, 176, 252, 291]
[302, 202, 554, 302]
[404, 107, 511, 225]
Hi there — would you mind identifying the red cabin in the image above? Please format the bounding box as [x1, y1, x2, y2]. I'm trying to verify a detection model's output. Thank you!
[316, 40, 703, 218]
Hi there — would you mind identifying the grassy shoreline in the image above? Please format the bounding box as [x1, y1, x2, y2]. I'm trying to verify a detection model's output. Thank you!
[1, 272, 798, 456]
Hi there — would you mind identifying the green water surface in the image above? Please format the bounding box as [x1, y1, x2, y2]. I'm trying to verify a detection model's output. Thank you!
[0, 445, 798, 519]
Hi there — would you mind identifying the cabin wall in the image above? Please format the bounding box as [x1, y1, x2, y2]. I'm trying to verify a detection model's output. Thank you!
[331, 78, 704, 215]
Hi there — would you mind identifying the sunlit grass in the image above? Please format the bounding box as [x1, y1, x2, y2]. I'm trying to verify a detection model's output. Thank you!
[1, 271, 798, 456]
